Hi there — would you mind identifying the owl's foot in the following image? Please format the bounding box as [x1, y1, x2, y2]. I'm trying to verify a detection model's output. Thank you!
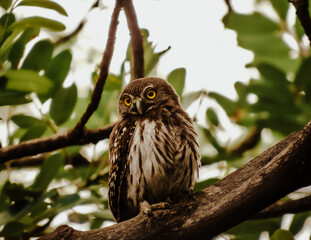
[139, 201, 153, 216]
[139, 200, 171, 217]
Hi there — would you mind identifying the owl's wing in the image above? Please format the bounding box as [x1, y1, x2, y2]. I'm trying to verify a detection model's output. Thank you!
[108, 118, 135, 222]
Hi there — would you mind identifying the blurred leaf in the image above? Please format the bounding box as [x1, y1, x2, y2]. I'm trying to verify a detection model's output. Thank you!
[181, 90, 204, 109]
[193, 178, 219, 193]
[8, 16, 66, 32]
[128, 29, 170, 76]
[295, 17, 305, 40]
[68, 212, 89, 223]
[1, 221, 24, 238]
[206, 108, 219, 127]
[31, 153, 64, 191]
[269, 0, 289, 20]
[0, 90, 30, 106]
[0, 13, 16, 45]
[167, 68, 186, 97]
[0, 0, 12, 10]
[0, 69, 53, 94]
[50, 83, 77, 125]
[22, 40, 54, 71]
[104, 74, 122, 91]
[0, 28, 20, 63]
[227, 218, 281, 240]
[20, 124, 47, 141]
[90, 218, 104, 229]
[208, 92, 236, 116]
[270, 229, 294, 240]
[8, 28, 40, 68]
[289, 212, 310, 235]
[51, 193, 80, 212]
[223, 11, 299, 73]
[294, 57, 311, 101]
[11, 114, 44, 128]
[17, 0, 68, 16]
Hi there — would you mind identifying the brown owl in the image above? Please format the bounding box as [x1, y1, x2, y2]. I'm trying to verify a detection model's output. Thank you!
[108, 77, 200, 222]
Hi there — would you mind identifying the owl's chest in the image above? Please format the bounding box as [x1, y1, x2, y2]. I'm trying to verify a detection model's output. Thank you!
[125, 118, 177, 204]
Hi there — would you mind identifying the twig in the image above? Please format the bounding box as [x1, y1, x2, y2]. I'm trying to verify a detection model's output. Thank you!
[229, 128, 262, 155]
[290, 0, 311, 45]
[122, 0, 144, 80]
[0, 124, 114, 164]
[253, 195, 311, 219]
[72, 1, 122, 135]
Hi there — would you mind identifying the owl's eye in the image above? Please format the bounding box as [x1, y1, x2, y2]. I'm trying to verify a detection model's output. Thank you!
[123, 96, 132, 107]
[146, 89, 157, 99]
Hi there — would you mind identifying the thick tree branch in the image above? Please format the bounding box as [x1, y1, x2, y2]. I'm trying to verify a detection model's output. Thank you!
[254, 195, 311, 219]
[0, 124, 114, 164]
[39, 121, 311, 240]
[290, 0, 311, 45]
[122, 0, 144, 79]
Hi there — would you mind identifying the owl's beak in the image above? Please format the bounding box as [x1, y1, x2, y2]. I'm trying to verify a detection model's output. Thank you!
[135, 99, 143, 114]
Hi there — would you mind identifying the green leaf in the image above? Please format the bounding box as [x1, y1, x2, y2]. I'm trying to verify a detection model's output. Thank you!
[20, 124, 47, 141]
[45, 49, 72, 88]
[17, 0, 68, 16]
[181, 90, 204, 109]
[289, 212, 310, 235]
[223, 11, 299, 73]
[0, 28, 20, 63]
[51, 193, 80, 212]
[11, 114, 44, 128]
[227, 218, 281, 240]
[68, 212, 89, 224]
[193, 178, 219, 193]
[206, 108, 219, 127]
[208, 92, 236, 116]
[0, 69, 53, 94]
[295, 16, 305, 40]
[8, 16, 66, 32]
[31, 153, 64, 191]
[0, 0, 12, 10]
[22, 40, 54, 71]
[104, 74, 122, 91]
[50, 83, 77, 125]
[8, 28, 40, 68]
[294, 57, 311, 101]
[167, 68, 186, 97]
[269, 0, 289, 20]
[1, 221, 24, 237]
[270, 229, 294, 240]
[0, 90, 30, 106]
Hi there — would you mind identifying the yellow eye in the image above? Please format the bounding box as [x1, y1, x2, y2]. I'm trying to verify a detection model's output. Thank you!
[146, 89, 157, 99]
[123, 96, 132, 107]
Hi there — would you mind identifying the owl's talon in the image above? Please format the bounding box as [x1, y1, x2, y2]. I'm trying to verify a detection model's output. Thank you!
[140, 201, 153, 216]
[151, 201, 171, 210]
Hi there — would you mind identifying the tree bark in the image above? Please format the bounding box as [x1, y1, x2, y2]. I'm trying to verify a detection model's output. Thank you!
[38, 121, 311, 240]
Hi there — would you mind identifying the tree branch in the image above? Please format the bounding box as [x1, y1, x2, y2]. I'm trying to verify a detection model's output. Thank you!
[0, 124, 114, 164]
[253, 195, 311, 219]
[290, 0, 311, 45]
[72, 1, 122, 135]
[123, 0, 144, 79]
[39, 121, 311, 240]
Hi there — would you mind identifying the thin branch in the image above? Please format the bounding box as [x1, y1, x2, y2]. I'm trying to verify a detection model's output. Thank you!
[39, 121, 311, 240]
[229, 128, 262, 155]
[122, 0, 144, 79]
[290, 0, 311, 45]
[253, 195, 311, 219]
[0, 124, 115, 164]
[72, 1, 122, 135]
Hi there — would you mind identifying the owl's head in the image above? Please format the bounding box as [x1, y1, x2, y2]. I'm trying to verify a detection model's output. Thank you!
[118, 77, 180, 117]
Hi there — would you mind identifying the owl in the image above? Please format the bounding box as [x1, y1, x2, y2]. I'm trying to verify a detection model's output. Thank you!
[108, 77, 200, 222]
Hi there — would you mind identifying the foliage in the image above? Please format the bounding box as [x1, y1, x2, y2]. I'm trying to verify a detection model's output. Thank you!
[0, 0, 310, 239]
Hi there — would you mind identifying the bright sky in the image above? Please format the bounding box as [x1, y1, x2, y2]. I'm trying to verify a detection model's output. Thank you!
[13, 0, 254, 98]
